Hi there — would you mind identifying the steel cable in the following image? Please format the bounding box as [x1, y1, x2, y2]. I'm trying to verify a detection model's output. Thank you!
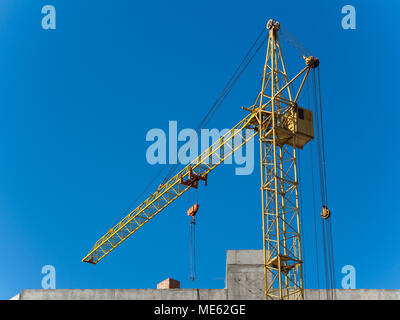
[161, 28, 268, 184]
[104, 25, 268, 232]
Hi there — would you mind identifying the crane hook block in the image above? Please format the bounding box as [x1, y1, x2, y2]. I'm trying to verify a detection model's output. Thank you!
[321, 206, 331, 220]
[187, 203, 199, 218]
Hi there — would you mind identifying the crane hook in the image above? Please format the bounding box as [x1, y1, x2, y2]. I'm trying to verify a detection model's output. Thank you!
[187, 203, 199, 281]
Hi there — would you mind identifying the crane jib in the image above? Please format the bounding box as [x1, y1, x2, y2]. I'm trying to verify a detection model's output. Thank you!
[82, 113, 258, 264]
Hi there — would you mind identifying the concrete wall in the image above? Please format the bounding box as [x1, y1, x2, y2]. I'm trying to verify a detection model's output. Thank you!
[18, 288, 227, 300]
[226, 249, 266, 300]
[13, 250, 400, 300]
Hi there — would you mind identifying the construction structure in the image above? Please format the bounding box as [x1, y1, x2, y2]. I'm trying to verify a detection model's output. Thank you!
[12, 250, 400, 300]
[81, 19, 334, 300]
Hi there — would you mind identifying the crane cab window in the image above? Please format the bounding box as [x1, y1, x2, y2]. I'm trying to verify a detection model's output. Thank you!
[298, 108, 304, 120]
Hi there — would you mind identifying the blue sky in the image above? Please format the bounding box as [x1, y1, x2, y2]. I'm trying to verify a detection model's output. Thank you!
[0, 0, 399, 299]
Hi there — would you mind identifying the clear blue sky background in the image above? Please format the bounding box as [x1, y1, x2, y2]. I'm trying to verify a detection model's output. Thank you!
[0, 0, 399, 299]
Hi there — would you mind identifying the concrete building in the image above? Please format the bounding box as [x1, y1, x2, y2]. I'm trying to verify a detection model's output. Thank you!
[11, 250, 400, 300]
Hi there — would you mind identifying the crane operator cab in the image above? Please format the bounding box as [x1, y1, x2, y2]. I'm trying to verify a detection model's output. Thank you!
[277, 103, 314, 149]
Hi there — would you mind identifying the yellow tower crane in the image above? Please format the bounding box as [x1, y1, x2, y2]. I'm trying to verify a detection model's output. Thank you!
[82, 19, 323, 300]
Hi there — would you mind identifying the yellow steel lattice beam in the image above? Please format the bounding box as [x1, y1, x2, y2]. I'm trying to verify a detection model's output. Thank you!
[82, 113, 258, 264]
[258, 19, 316, 300]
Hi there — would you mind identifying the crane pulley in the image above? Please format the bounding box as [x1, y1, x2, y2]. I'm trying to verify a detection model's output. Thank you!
[321, 206, 331, 220]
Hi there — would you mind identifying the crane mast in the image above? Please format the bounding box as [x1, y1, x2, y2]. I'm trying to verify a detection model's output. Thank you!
[82, 19, 320, 300]
[250, 20, 317, 299]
